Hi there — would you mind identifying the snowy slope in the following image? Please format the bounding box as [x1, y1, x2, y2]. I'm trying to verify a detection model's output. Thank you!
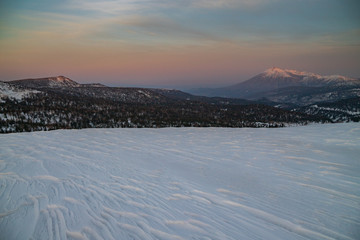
[0, 124, 359, 240]
[0, 81, 40, 101]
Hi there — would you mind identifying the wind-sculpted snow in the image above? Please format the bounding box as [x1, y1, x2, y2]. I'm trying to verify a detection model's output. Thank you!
[0, 124, 359, 240]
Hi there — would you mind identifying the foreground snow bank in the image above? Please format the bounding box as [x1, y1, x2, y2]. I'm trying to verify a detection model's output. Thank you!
[0, 124, 359, 240]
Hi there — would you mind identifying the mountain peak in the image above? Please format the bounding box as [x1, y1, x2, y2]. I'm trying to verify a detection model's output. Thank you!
[48, 75, 73, 82]
[264, 67, 292, 78]
[55, 75, 68, 81]
[45, 76, 79, 87]
[229, 67, 360, 96]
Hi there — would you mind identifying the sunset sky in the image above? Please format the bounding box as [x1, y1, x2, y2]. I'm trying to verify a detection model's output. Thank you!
[1, 0, 359, 88]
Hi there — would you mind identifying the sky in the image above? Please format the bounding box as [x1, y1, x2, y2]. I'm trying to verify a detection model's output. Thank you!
[0, 0, 359, 88]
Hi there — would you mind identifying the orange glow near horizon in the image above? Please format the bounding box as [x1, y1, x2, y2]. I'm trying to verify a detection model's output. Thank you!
[2, 38, 359, 87]
[1, 1, 359, 87]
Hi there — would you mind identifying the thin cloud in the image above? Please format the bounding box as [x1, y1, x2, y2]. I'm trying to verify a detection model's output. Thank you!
[67, 0, 144, 14]
[76, 15, 233, 47]
[318, 29, 360, 47]
[191, 0, 278, 9]
[118, 16, 224, 41]
[67, 0, 277, 14]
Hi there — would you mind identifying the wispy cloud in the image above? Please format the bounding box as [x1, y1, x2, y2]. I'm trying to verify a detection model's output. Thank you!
[318, 29, 360, 47]
[67, 0, 143, 14]
[2, 11, 227, 47]
[67, 0, 277, 15]
[58, 0, 278, 44]
[115, 16, 226, 41]
[191, 0, 278, 9]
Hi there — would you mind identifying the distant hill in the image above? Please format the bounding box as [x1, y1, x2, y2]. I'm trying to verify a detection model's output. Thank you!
[4, 76, 260, 105]
[189, 67, 360, 106]
[6, 76, 172, 104]
[10, 76, 81, 88]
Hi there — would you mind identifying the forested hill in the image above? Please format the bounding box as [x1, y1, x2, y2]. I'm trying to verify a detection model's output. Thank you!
[0, 77, 329, 133]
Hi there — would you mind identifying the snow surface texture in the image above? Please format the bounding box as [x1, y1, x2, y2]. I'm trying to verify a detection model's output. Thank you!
[0, 124, 359, 240]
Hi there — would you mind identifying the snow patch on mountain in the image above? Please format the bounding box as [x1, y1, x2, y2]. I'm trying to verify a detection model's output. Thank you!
[263, 67, 357, 84]
[8, 76, 80, 89]
[264, 67, 322, 79]
[46, 76, 80, 87]
[0, 82, 40, 102]
[264, 67, 293, 78]
[323, 74, 355, 81]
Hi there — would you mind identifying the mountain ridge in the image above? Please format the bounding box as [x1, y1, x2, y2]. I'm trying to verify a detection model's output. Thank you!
[0, 75, 330, 133]
[189, 68, 360, 105]
[4, 76, 258, 105]
[8, 76, 109, 89]
[1, 72, 358, 133]
[262, 67, 356, 83]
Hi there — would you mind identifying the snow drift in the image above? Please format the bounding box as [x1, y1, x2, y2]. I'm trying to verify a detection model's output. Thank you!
[0, 124, 359, 239]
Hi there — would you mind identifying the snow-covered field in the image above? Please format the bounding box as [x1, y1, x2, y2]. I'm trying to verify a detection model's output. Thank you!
[1, 124, 359, 240]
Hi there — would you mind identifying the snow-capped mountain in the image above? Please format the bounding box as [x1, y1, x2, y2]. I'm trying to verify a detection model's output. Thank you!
[189, 68, 360, 105]
[262, 67, 356, 82]
[253, 67, 359, 89]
